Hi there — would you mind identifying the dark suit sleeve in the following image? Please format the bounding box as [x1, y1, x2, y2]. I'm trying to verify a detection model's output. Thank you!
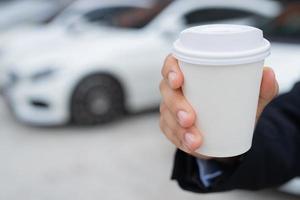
[171, 82, 300, 193]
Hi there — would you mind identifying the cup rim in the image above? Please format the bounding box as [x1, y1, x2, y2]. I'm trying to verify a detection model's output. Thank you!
[173, 39, 271, 66]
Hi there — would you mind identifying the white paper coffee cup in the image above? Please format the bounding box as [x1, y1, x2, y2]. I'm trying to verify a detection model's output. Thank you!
[173, 24, 271, 157]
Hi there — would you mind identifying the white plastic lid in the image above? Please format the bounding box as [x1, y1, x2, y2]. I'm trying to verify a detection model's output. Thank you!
[173, 24, 271, 65]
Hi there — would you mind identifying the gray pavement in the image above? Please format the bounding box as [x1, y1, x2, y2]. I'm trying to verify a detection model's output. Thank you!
[0, 98, 298, 200]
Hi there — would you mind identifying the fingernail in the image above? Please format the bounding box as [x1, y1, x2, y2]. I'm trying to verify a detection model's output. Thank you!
[264, 67, 275, 78]
[184, 133, 195, 149]
[168, 71, 177, 88]
[177, 110, 189, 126]
[269, 68, 275, 78]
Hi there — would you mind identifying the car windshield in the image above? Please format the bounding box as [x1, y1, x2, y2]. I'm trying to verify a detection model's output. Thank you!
[84, 0, 171, 29]
[81, 0, 173, 29]
[260, 3, 300, 41]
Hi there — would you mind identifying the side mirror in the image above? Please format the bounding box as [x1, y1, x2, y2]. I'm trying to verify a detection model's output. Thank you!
[67, 18, 86, 34]
[161, 27, 179, 40]
[159, 17, 185, 41]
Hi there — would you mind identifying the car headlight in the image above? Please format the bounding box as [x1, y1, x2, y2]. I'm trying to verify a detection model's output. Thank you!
[31, 68, 58, 81]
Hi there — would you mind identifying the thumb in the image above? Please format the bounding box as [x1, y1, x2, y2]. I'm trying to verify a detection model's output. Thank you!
[256, 67, 279, 120]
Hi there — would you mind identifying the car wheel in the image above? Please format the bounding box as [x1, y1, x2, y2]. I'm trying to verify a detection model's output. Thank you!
[71, 74, 125, 125]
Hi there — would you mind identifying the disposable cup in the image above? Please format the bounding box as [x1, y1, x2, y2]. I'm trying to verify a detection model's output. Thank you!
[173, 24, 271, 157]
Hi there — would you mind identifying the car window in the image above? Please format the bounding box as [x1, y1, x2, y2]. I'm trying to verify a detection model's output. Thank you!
[184, 8, 260, 25]
[262, 4, 300, 40]
[83, 1, 172, 29]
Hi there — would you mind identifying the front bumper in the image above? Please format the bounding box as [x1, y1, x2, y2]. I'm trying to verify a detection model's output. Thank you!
[2, 76, 71, 126]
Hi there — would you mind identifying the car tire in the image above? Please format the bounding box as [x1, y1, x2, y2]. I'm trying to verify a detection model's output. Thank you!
[71, 74, 125, 125]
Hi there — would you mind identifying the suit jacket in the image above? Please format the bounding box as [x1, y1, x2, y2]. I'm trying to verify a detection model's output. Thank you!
[171, 82, 300, 193]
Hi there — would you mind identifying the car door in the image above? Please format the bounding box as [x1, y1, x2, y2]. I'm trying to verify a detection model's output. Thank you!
[65, 4, 172, 111]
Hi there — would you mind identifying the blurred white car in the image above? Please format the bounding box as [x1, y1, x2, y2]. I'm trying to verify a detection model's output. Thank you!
[0, 0, 154, 47]
[0, 0, 63, 31]
[1, 0, 283, 125]
[0, 0, 279, 69]
[0, 0, 156, 81]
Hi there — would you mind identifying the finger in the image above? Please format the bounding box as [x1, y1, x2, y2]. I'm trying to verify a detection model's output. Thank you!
[160, 80, 196, 128]
[257, 67, 278, 119]
[161, 105, 202, 152]
[160, 101, 187, 149]
[159, 114, 182, 148]
[182, 126, 203, 152]
[161, 102, 185, 137]
[161, 55, 184, 89]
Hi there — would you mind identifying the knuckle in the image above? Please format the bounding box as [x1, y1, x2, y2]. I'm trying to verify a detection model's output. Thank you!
[161, 65, 166, 78]
[166, 102, 179, 117]
[165, 54, 173, 65]
[169, 92, 185, 112]
[169, 123, 184, 138]
[159, 102, 166, 114]
[189, 107, 196, 120]
[167, 120, 178, 133]
[162, 54, 178, 77]
[159, 80, 165, 92]
[159, 116, 165, 132]
[160, 84, 190, 117]
[178, 139, 184, 148]
[161, 54, 172, 76]
[177, 95, 195, 115]
[176, 128, 186, 140]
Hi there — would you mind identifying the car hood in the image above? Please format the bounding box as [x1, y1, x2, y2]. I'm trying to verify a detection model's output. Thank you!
[0, 24, 67, 55]
[0, 24, 39, 46]
[1, 24, 123, 64]
[8, 29, 146, 76]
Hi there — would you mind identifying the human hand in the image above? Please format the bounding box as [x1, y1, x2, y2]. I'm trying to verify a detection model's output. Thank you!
[159, 55, 279, 160]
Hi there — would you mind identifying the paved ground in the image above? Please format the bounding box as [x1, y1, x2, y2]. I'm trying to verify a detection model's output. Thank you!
[0, 98, 298, 200]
